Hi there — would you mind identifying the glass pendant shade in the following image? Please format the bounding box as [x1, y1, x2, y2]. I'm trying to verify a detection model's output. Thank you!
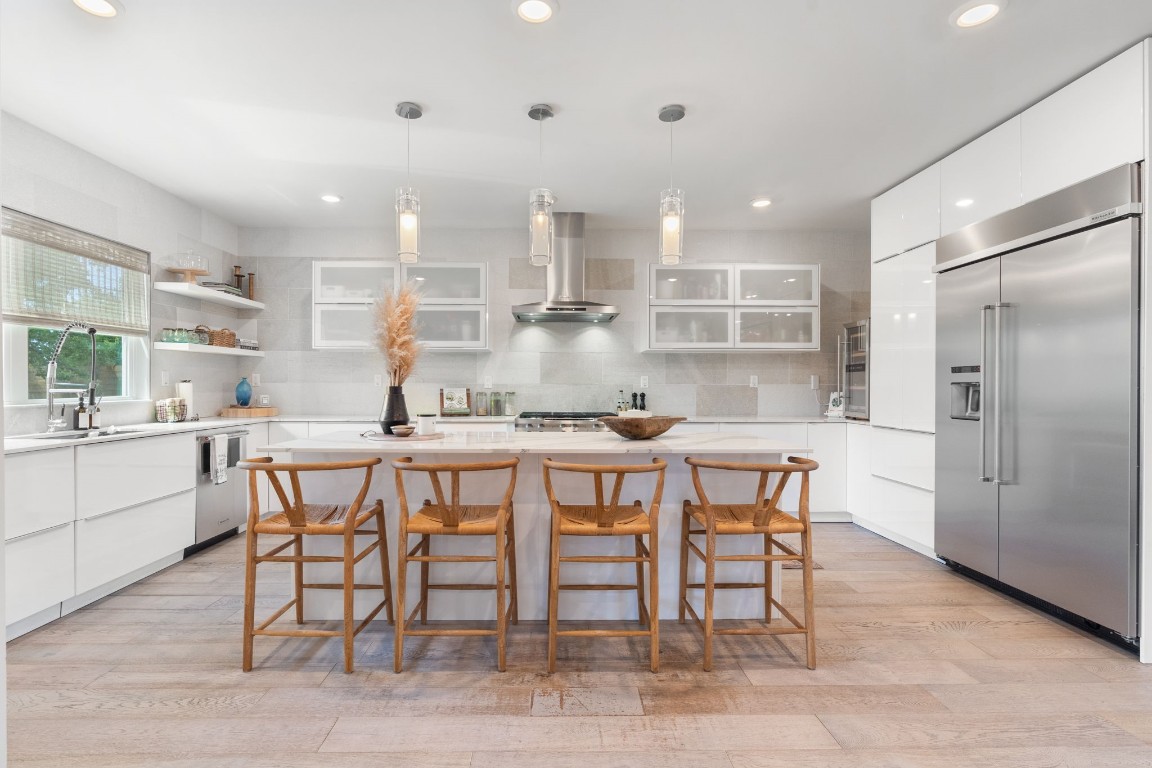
[396, 187, 420, 264]
[659, 188, 684, 265]
[529, 188, 555, 266]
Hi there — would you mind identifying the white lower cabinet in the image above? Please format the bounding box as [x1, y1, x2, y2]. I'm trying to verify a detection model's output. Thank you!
[863, 476, 935, 556]
[845, 422, 872, 520]
[6, 522, 75, 624]
[806, 423, 846, 514]
[4, 448, 74, 539]
[77, 434, 193, 518]
[870, 427, 934, 491]
[75, 490, 196, 595]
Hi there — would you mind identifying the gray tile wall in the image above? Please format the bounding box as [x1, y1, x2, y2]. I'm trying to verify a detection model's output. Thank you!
[239, 227, 869, 419]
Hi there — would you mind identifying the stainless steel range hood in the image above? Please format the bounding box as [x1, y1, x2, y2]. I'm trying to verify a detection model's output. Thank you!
[512, 212, 620, 323]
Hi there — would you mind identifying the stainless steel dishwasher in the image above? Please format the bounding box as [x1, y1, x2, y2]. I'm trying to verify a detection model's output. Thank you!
[193, 427, 249, 549]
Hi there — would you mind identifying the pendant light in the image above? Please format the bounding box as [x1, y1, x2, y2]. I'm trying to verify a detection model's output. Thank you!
[528, 103, 555, 267]
[395, 102, 422, 264]
[658, 104, 686, 265]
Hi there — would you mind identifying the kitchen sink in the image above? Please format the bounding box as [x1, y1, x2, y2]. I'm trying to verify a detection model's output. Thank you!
[20, 427, 147, 440]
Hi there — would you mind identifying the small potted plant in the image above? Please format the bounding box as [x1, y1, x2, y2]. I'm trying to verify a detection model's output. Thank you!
[373, 281, 423, 434]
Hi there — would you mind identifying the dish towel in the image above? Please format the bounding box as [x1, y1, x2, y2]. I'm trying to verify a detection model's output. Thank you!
[213, 434, 229, 485]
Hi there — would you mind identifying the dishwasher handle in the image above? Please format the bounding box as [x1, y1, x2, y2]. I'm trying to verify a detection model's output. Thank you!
[198, 430, 249, 477]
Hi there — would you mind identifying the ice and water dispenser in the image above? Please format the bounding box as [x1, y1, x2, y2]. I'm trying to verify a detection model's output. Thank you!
[949, 365, 981, 421]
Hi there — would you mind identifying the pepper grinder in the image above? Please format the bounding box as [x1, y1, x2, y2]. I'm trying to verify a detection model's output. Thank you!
[639, 392, 646, 411]
[232, 265, 245, 291]
[631, 392, 639, 410]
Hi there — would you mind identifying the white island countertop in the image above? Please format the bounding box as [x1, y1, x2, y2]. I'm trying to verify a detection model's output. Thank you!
[260, 430, 812, 455]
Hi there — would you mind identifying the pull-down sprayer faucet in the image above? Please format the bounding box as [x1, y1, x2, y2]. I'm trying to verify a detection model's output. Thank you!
[45, 322, 98, 432]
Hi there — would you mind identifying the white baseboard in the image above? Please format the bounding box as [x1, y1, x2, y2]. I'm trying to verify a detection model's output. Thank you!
[850, 516, 938, 559]
[61, 552, 185, 614]
[6, 605, 62, 641]
[812, 511, 852, 523]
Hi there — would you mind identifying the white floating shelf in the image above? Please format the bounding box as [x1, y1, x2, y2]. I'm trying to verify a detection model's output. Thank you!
[153, 281, 265, 310]
[153, 342, 265, 358]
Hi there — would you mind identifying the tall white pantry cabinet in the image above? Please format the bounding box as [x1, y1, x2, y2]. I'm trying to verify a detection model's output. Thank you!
[862, 39, 1152, 660]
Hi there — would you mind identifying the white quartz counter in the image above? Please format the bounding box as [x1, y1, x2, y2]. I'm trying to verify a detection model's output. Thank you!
[260, 430, 813, 456]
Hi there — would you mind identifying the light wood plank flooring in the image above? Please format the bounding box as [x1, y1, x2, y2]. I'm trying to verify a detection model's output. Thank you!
[9, 523, 1152, 766]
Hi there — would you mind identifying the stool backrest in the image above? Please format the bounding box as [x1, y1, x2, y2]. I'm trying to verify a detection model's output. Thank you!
[685, 455, 819, 526]
[392, 457, 520, 526]
[237, 457, 382, 529]
[542, 458, 668, 527]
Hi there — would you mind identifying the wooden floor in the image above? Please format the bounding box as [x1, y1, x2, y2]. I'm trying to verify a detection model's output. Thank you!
[8, 523, 1152, 767]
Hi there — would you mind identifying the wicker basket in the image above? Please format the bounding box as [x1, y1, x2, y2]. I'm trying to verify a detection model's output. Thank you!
[155, 399, 187, 423]
[208, 327, 237, 348]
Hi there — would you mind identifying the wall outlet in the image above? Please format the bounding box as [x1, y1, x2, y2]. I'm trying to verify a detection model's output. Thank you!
[251, 373, 261, 386]
[640, 376, 649, 388]
[750, 375, 758, 388]
[484, 376, 492, 389]
[810, 374, 819, 390]
[259, 394, 271, 406]
[160, 370, 170, 387]
[373, 374, 383, 387]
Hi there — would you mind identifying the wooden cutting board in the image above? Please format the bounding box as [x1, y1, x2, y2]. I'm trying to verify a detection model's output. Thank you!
[219, 406, 279, 417]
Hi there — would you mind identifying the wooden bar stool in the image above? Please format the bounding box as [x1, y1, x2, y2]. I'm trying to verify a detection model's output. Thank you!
[680, 455, 819, 670]
[238, 457, 392, 674]
[542, 457, 667, 673]
[392, 457, 519, 672]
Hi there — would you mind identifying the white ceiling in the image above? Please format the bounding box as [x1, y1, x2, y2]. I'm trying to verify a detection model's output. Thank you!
[2, 1, 1151, 232]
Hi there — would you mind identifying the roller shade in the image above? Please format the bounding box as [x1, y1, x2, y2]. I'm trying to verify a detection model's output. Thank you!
[1, 207, 150, 335]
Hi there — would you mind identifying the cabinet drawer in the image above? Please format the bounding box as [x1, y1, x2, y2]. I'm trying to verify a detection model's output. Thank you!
[866, 476, 935, 553]
[6, 522, 75, 624]
[75, 490, 195, 595]
[76, 434, 193, 520]
[5, 448, 75, 539]
[871, 427, 934, 491]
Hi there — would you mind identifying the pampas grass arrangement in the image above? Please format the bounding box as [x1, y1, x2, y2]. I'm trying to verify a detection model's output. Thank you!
[373, 281, 423, 386]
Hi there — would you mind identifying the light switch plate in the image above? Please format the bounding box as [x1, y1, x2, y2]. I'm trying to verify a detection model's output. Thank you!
[810, 374, 819, 390]
[373, 374, 383, 387]
[484, 376, 492, 389]
[750, 375, 758, 388]
[160, 370, 170, 386]
[640, 376, 649, 388]
[259, 394, 271, 406]
[251, 373, 261, 386]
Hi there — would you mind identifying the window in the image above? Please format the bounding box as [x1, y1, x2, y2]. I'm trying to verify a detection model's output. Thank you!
[1, 208, 150, 404]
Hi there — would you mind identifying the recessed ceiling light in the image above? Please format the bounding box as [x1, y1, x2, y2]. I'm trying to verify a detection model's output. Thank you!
[73, 0, 123, 17]
[750, 197, 773, 208]
[955, 198, 975, 207]
[951, 2, 1003, 28]
[515, 0, 558, 23]
[320, 194, 342, 203]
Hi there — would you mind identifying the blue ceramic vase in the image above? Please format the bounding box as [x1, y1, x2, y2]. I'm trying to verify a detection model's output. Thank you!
[235, 377, 253, 407]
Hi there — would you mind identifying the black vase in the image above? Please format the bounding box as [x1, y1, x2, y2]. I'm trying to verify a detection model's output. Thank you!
[379, 385, 410, 435]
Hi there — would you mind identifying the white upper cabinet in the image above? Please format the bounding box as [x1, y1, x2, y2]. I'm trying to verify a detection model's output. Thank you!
[870, 242, 936, 432]
[1020, 42, 1145, 203]
[402, 263, 486, 305]
[735, 264, 820, 306]
[870, 163, 940, 262]
[650, 265, 732, 305]
[940, 117, 1022, 236]
[314, 260, 396, 302]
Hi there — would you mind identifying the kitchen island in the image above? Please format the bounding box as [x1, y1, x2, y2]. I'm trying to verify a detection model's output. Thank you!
[259, 430, 812, 623]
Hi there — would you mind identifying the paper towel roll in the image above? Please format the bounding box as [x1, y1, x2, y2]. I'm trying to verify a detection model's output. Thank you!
[176, 381, 194, 418]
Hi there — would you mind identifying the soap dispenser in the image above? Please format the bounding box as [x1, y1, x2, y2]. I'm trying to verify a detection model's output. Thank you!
[72, 393, 88, 430]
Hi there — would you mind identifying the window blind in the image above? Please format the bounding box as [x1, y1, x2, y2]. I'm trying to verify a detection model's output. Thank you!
[1, 208, 150, 335]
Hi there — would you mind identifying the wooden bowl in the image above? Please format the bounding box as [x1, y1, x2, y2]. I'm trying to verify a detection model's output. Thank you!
[597, 415, 686, 440]
[389, 425, 416, 437]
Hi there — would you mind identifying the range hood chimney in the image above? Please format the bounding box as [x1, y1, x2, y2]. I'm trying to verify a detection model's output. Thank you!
[512, 212, 620, 323]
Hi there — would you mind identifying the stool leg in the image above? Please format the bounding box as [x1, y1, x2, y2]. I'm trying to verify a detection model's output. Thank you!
[394, 523, 408, 673]
[648, 526, 660, 673]
[495, 510, 508, 672]
[506, 503, 519, 625]
[802, 526, 817, 670]
[679, 504, 689, 623]
[635, 534, 648, 629]
[547, 513, 561, 673]
[342, 529, 356, 674]
[242, 529, 258, 672]
[764, 533, 773, 624]
[293, 533, 304, 624]
[419, 534, 430, 625]
[704, 525, 716, 672]
[376, 507, 394, 624]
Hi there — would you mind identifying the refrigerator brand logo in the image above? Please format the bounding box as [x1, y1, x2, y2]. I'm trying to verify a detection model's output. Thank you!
[1091, 208, 1117, 222]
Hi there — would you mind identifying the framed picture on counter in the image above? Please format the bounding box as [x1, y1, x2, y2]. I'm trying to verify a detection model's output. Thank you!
[439, 387, 472, 416]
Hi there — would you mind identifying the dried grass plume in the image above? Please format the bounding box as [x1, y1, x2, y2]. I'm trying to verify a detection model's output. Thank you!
[373, 281, 423, 386]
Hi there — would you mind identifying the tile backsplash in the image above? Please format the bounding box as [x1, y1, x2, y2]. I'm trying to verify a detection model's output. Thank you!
[240, 227, 869, 419]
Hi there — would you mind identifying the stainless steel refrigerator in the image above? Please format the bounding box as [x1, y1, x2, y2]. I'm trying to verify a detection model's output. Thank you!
[935, 163, 1140, 643]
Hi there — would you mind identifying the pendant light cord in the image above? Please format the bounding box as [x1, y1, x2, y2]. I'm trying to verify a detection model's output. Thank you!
[668, 120, 674, 190]
[406, 117, 412, 187]
[538, 116, 543, 188]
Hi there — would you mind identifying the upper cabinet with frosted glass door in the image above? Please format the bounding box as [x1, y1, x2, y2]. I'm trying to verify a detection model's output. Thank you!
[312, 261, 397, 348]
[734, 264, 820, 349]
[401, 263, 487, 349]
[650, 265, 733, 305]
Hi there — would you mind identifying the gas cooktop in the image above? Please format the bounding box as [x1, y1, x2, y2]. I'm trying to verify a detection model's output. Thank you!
[517, 411, 616, 419]
[515, 412, 617, 432]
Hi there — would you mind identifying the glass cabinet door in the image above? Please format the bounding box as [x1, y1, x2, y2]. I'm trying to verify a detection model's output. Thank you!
[313, 261, 396, 302]
[313, 304, 373, 348]
[402, 263, 486, 304]
[735, 307, 820, 349]
[415, 306, 487, 348]
[649, 307, 733, 349]
[649, 265, 733, 305]
[735, 264, 820, 305]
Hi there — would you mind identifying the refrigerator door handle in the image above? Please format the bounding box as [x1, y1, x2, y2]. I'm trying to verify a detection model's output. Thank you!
[993, 302, 1007, 485]
[978, 305, 992, 482]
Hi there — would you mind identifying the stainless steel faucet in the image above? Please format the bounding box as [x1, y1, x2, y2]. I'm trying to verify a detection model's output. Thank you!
[45, 322, 98, 432]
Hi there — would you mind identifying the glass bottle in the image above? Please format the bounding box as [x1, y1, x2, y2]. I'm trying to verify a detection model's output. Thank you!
[490, 390, 503, 417]
[475, 390, 489, 416]
[503, 392, 516, 416]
